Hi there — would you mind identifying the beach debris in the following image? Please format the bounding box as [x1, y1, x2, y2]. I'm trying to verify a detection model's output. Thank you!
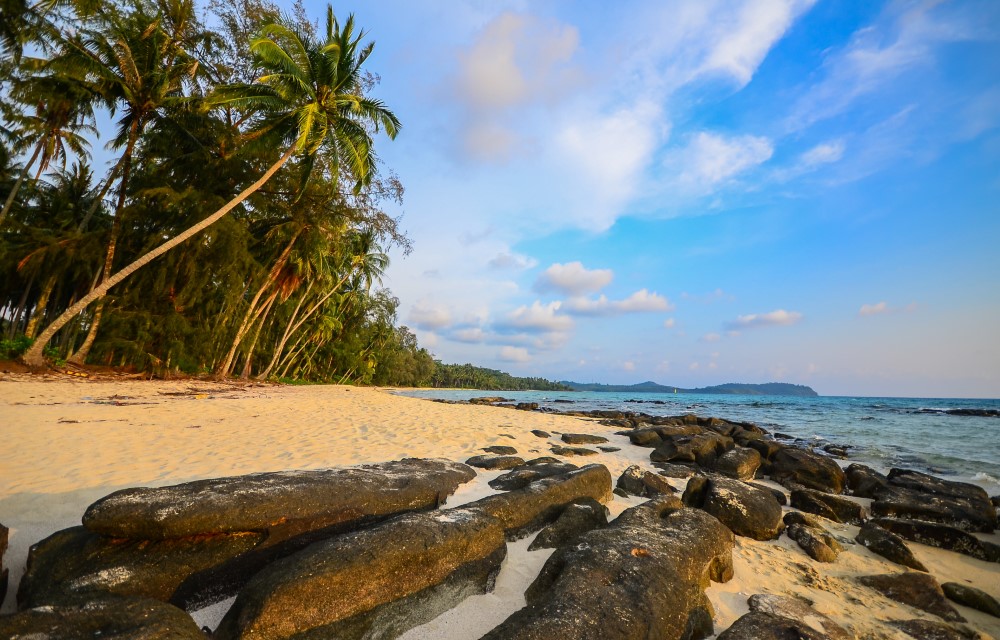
[768, 447, 847, 494]
[682, 475, 784, 540]
[488, 461, 577, 491]
[872, 518, 1000, 563]
[858, 572, 965, 622]
[530, 429, 551, 438]
[550, 445, 599, 457]
[527, 498, 609, 551]
[712, 446, 762, 481]
[787, 523, 840, 563]
[560, 432, 609, 445]
[482, 445, 518, 455]
[214, 507, 507, 640]
[942, 582, 1000, 618]
[480, 499, 733, 639]
[790, 487, 867, 525]
[616, 464, 676, 498]
[855, 522, 928, 571]
[0, 594, 206, 639]
[465, 455, 526, 470]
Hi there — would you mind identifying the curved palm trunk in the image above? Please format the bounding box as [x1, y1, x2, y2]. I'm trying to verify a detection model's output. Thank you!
[24, 273, 57, 338]
[0, 141, 43, 227]
[22, 144, 297, 368]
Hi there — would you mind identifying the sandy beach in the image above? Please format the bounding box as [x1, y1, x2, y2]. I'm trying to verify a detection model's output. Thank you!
[2, 375, 998, 638]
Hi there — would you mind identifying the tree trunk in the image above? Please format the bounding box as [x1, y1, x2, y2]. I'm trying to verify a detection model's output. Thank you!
[24, 273, 57, 338]
[66, 301, 103, 364]
[22, 144, 297, 367]
[8, 273, 34, 339]
[0, 142, 43, 227]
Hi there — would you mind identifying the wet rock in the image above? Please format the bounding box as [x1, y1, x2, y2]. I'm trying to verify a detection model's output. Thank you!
[857, 572, 965, 622]
[483, 445, 519, 455]
[466, 455, 526, 470]
[683, 475, 784, 540]
[530, 430, 551, 439]
[768, 448, 846, 494]
[550, 445, 599, 457]
[82, 459, 476, 540]
[489, 462, 578, 491]
[598, 446, 621, 453]
[745, 439, 785, 462]
[942, 582, 1000, 618]
[653, 462, 698, 479]
[481, 501, 734, 640]
[616, 465, 676, 498]
[717, 611, 830, 640]
[713, 447, 762, 481]
[845, 463, 889, 498]
[215, 507, 507, 640]
[516, 402, 539, 411]
[650, 432, 734, 468]
[787, 524, 839, 563]
[855, 522, 927, 571]
[872, 518, 1000, 563]
[790, 488, 867, 525]
[470, 397, 511, 404]
[561, 433, 609, 445]
[823, 444, 848, 458]
[747, 594, 851, 640]
[991, 495, 1000, 508]
[528, 499, 609, 551]
[0, 595, 205, 639]
[890, 619, 968, 640]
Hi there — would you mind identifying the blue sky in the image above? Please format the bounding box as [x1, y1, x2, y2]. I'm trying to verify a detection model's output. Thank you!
[316, 0, 1000, 398]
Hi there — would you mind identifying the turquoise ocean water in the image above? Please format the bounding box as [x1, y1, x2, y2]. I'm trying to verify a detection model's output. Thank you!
[395, 390, 1000, 492]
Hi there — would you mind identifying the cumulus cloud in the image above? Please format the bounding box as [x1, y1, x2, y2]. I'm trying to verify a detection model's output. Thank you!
[488, 252, 538, 270]
[408, 300, 452, 331]
[680, 132, 774, 185]
[451, 328, 488, 343]
[535, 262, 613, 296]
[498, 346, 531, 362]
[564, 289, 673, 316]
[726, 309, 803, 330]
[500, 301, 574, 333]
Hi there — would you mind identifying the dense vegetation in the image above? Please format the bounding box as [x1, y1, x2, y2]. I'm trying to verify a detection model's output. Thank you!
[0, 0, 443, 384]
[561, 381, 819, 396]
[429, 363, 572, 391]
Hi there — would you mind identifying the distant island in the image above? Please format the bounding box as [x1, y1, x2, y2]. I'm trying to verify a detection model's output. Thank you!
[428, 363, 573, 391]
[560, 381, 818, 397]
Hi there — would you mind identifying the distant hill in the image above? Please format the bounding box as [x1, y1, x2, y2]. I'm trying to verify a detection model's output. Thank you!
[560, 380, 818, 397]
[430, 363, 573, 391]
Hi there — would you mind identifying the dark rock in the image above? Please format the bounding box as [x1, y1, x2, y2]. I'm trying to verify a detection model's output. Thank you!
[683, 475, 784, 540]
[627, 428, 663, 447]
[528, 499, 609, 551]
[872, 518, 1000, 562]
[561, 433, 609, 445]
[870, 470, 996, 533]
[717, 611, 830, 640]
[991, 495, 1000, 508]
[489, 462, 578, 491]
[1, 521, 7, 605]
[483, 445, 519, 455]
[530, 430, 551, 439]
[790, 488, 867, 524]
[942, 582, 1000, 617]
[747, 593, 851, 640]
[471, 465, 613, 539]
[787, 524, 839, 563]
[650, 432, 734, 468]
[855, 522, 928, 571]
[857, 572, 965, 622]
[745, 439, 784, 461]
[516, 402, 539, 411]
[82, 458, 476, 539]
[891, 619, 968, 640]
[598, 446, 621, 452]
[470, 396, 511, 404]
[845, 463, 889, 498]
[753, 484, 787, 505]
[550, 445, 599, 457]
[713, 447, 761, 481]
[616, 465, 676, 498]
[466, 455, 526, 470]
[768, 448, 846, 494]
[20, 459, 476, 610]
[784, 511, 825, 529]
[653, 462, 698, 479]
[0, 595, 206, 639]
[481, 501, 734, 640]
[215, 507, 507, 640]
[823, 444, 848, 458]
[888, 468, 993, 504]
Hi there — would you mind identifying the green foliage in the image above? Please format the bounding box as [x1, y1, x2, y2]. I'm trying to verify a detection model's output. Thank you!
[0, 335, 32, 359]
[429, 363, 572, 391]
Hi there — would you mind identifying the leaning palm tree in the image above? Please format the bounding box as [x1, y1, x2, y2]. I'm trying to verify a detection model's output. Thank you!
[22, 5, 399, 367]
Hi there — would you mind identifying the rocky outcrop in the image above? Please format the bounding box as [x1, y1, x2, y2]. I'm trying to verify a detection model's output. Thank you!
[768, 448, 846, 494]
[719, 594, 850, 640]
[746, 594, 851, 640]
[787, 523, 840, 563]
[481, 500, 734, 640]
[650, 432, 734, 468]
[872, 518, 1000, 563]
[942, 582, 1000, 618]
[616, 464, 676, 498]
[489, 461, 578, 491]
[683, 476, 784, 540]
[890, 619, 968, 640]
[857, 572, 965, 622]
[845, 464, 889, 498]
[483, 445, 519, 455]
[713, 447, 761, 481]
[528, 499, 608, 551]
[790, 488, 866, 525]
[215, 507, 507, 640]
[855, 522, 927, 571]
[19, 459, 476, 610]
[466, 455, 526, 470]
[560, 433, 608, 445]
[0, 595, 206, 639]
[550, 445, 599, 457]
[871, 483, 996, 534]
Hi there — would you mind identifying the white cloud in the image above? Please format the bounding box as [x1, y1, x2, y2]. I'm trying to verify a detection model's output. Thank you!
[701, 332, 722, 343]
[680, 132, 774, 186]
[535, 262, 613, 296]
[488, 252, 538, 270]
[498, 346, 531, 362]
[859, 302, 889, 317]
[408, 300, 452, 331]
[801, 140, 845, 166]
[726, 309, 803, 330]
[501, 301, 574, 333]
[564, 289, 673, 316]
[451, 328, 488, 343]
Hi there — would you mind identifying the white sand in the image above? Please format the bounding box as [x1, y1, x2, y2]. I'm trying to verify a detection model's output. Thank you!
[2, 375, 998, 638]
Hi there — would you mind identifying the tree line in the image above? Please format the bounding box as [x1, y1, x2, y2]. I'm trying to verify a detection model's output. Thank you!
[0, 0, 442, 384]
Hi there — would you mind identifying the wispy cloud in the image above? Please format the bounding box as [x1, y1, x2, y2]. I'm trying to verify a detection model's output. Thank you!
[726, 309, 803, 330]
[678, 132, 774, 187]
[488, 252, 538, 270]
[859, 301, 918, 317]
[563, 289, 673, 316]
[535, 262, 613, 296]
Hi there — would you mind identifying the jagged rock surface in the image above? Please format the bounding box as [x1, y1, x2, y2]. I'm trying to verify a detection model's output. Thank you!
[857, 572, 965, 622]
[855, 522, 927, 571]
[0, 595, 206, 639]
[683, 475, 784, 540]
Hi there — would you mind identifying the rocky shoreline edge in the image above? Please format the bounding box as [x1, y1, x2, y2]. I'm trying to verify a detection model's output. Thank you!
[1, 404, 998, 639]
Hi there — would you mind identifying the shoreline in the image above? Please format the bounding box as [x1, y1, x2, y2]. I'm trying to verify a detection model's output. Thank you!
[2, 376, 999, 638]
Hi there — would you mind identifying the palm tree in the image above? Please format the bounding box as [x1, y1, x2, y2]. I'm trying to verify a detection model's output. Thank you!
[22, 5, 399, 367]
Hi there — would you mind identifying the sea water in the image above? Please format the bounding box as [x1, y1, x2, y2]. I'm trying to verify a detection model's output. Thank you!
[395, 390, 1000, 492]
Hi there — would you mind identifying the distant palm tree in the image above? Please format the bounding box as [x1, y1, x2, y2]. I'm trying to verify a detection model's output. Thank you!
[22, 5, 399, 367]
